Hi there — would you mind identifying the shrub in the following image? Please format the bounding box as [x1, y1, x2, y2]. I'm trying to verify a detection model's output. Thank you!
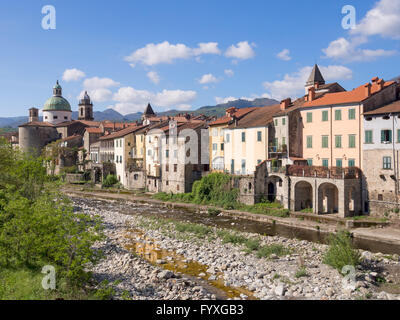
[245, 239, 261, 251]
[295, 267, 309, 278]
[218, 231, 247, 245]
[323, 230, 361, 272]
[256, 244, 291, 259]
[102, 174, 119, 188]
[174, 222, 212, 238]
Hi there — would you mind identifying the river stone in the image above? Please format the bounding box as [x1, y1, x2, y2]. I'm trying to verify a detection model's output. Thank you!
[274, 284, 286, 296]
[158, 270, 173, 279]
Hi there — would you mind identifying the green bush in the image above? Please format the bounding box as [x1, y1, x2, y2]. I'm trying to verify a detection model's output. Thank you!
[245, 239, 261, 251]
[102, 174, 119, 188]
[256, 244, 291, 259]
[295, 267, 309, 278]
[174, 222, 212, 238]
[0, 138, 104, 296]
[323, 230, 361, 272]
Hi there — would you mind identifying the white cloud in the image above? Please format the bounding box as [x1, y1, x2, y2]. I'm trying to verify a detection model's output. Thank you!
[215, 96, 237, 104]
[111, 87, 197, 114]
[78, 89, 112, 103]
[350, 0, 400, 40]
[147, 71, 160, 84]
[224, 69, 234, 77]
[322, 0, 399, 63]
[79, 77, 120, 103]
[198, 73, 219, 84]
[323, 37, 396, 62]
[263, 65, 353, 100]
[277, 49, 291, 61]
[62, 68, 85, 82]
[225, 41, 255, 60]
[125, 41, 221, 67]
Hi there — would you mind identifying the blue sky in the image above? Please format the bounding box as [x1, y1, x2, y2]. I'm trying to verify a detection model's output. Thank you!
[0, 0, 399, 117]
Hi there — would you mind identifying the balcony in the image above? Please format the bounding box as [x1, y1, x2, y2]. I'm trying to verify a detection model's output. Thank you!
[269, 144, 287, 155]
[287, 165, 361, 179]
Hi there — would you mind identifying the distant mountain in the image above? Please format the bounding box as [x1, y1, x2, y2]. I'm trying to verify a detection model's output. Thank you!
[0, 97, 279, 128]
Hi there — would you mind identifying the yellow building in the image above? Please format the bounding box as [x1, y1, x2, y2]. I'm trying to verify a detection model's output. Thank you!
[223, 105, 281, 175]
[208, 107, 255, 171]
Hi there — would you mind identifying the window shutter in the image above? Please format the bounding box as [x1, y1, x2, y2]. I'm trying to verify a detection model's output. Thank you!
[381, 130, 385, 142]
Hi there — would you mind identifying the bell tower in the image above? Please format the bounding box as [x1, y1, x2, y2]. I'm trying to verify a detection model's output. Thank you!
[78, 91, 94, 121]
[29, 107, 39, 122]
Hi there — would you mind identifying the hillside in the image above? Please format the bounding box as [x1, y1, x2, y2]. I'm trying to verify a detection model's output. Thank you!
[0, 97, 279, 128]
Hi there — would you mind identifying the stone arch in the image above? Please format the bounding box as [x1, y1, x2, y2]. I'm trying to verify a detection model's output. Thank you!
[266, 175, 283, 202]
[318, 183, 339, 214]
[294, 181, 313, 212]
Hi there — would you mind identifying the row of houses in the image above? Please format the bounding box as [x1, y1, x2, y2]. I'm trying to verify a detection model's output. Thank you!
[14, 70, 400, 218]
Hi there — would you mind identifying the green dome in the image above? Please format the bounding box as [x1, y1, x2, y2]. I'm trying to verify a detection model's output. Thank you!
[43, 96, 71, 112]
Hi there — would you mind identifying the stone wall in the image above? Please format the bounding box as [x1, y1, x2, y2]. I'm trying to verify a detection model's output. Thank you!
[126, 170, 146, 190]
[65, 173, 85, 184]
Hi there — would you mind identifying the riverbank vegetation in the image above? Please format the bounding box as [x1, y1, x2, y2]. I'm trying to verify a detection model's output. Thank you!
[153, 173, 289, 218]
[0, 138, 106, 300]
[323, 230, 361, 272]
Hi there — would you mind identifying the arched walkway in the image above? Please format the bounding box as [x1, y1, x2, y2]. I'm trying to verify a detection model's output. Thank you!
[318, 183, 339, 214]
[294, 181, 313, 211]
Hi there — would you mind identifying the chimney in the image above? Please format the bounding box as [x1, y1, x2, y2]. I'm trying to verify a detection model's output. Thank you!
[364, 83, 372, 98]
[226, 107, 237, 117]
[377, 78, 385, 91]
[280, 98, 291, 111]
[371, 76, 379, 83]
[308, 87, 315, 102]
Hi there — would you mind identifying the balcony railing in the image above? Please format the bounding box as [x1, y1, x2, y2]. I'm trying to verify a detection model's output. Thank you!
[287, 165, 361, 179]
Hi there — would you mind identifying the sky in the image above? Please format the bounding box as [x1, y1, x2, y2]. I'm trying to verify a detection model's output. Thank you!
[0, 0, 399, 117]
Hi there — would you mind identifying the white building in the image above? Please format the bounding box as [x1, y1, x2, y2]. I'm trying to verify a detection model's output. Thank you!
[42, 81, 72, 125]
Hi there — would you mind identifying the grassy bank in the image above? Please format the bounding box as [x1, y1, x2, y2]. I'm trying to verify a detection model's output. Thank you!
[0, 138, 110, 300]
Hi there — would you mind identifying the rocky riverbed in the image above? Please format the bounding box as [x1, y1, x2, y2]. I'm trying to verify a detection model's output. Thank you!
[73, 197, 400, 300]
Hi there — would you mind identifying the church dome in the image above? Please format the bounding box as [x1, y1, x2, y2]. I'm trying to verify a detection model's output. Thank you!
[43, 96, 71, 111]
[43, 81, 72, 112]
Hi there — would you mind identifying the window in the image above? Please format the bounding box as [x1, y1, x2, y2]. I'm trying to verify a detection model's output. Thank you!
[335, 110, 342, 121]
[221, 143, 224, 151]
[165, 137, 169, 145]
[322, 135, 329, 148]
[166, 180, 169, 186]
[282, 137, 286, 146]
[383, 156, 392, 169]
[53, 116, 58, 119]
[365, 130, 373, 144]
[398, 130, 400, 143]
[257, 131, 262, 142]
[148, 149, 152, 156]
[226, 134, 230, 143]
[274, 119, 278, 126]
[348, 159, 355, 167]
[322, 159, 329, 167]
[307, 159, 313, 166]
[242, 132, 246, 142]
[348, 108, 356, 120]
[282, 118, 286, 125]
[381, 130, 392, 143]
[166, 164, 169, 172]
[322, 110, 328, 122]
[274, 138, 278, 147]
[212, 143, 217, 151]
[177, 185, 180, 191]
[348, 134, 356, 148]
[212, 128, 218, 137]
[174, 164, 178, 172]
[64, 116, 68, 120]
[231, 159, 234, 174]
[306, 112, 313, 123]
[335, 135, 342, 148]
[306, 136, 313, 148]
[120, 156, 122, 163]
[166, 150, 169, 158]
[241, 160, 246, 174]
[336, 159, 343, 168]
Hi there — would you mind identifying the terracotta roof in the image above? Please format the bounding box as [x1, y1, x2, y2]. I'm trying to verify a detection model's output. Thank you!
[78, 120, 101, 127]
[85, 127, 103, 134]
[364, 100, 400, 115]
[19, 121, 54, 128]
[60, 135, 82, 142]
[102, 122, 133, 129]
[303, 79, 396, 107]
[209, 107, 257, 126]
[99, 125, 144, 140]
[227, 105, 282, 129]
